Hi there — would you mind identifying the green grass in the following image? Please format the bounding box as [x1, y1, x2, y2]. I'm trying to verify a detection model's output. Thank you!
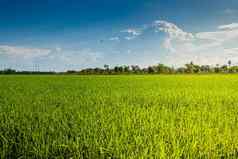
[1, 75, 238, 158]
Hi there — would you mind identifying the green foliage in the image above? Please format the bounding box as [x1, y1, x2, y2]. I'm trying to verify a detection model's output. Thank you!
[2, 60, 238, 75]
[1, 75, 238, 158]
[77, 61, 238, 75]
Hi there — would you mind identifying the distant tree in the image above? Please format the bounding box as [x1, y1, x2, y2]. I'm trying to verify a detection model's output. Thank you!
[15, 60, 238, 75]
[155, 64, 165, 73]
[104, 64, 109, 70]
[118, 66, 124, 73]
[66, 70, 77, 74]
[123, 65, 130, 73]
[228, 60, 232, 67]
[177, 67, 186, 74]
[200, 65, 210, 73]
[194, 65, 201, 73]
[230, 66, 238, 73]
[142, 68, 148, 74]
[220, 65, 228, 73]
[114, 66, 119, 73]
[131, 65, 141, 73]
[185, 62, 194, 73]
[3, 68, 16, 74]
[185, 62, 200, 73]
[94, 68, 104, 74]
[214, 64, 221, 73]
[148, 66, 156, 73]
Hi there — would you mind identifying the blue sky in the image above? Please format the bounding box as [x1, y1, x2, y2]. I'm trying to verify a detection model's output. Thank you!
[1, 0, 238, 71]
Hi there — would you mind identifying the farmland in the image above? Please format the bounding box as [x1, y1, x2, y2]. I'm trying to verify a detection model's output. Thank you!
[1, 75, 238, 158]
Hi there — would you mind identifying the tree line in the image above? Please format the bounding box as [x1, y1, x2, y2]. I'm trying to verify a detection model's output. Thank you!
[69, 61, 238, 75]
[1, 61, 238, 75]
[0, 69, 56, 75]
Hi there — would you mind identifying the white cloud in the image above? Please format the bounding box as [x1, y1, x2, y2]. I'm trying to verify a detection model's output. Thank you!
[0, 45, 51, 59]
[161, 38, 176, 53]
[120, 28, 143, 40]
[153, 20, 194, 41]
[117, 20, 238, 65]
[224, 48, 238, 56]
[120, 20, 194, 42]
[43, 48, 104, 71]
[195, 26, 238, 44]
[154, 20, 238, 66]
[125, 36, 136, 40]
[218, 23, 238, 30]
[55, 47, 62, 52]
[121, 28, 142, 36]
[109, 37, 120, 41]
[49, 48, 103, 65]
[0, 44, 104, 71]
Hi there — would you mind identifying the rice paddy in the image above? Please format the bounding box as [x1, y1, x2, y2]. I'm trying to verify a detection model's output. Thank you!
[1, 75, 238, 158]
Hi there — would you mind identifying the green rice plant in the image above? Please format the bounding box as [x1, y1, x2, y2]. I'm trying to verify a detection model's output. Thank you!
[1, 75, 238, 158]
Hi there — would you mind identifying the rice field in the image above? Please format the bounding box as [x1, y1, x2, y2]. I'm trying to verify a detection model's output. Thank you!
[1, 75, 238, 158]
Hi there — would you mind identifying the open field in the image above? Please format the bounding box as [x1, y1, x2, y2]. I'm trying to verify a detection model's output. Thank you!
[1, 75, 238, 158]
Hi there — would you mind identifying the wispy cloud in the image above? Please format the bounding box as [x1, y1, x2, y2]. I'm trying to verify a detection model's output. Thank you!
[109, 37, 120, 41]
[0, 45, 103, 70]
[124, 36, 136, 40]
[161, 38, 176, 53]
[121, 28, 142, 36]
[48, 48, 103, 65]
[224, 8, 237, 15]
[0, 45, 51, 59]
[113, 19, 238, 65]
[119, 20, 238, 65]
[157, 21, 238, 65]
[120, 28, 143, 40]
[153, 20, 194, 41]
[55, 47, 62, 52]
[218, 23, 238, 30]
[119, 20, 194, 42]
